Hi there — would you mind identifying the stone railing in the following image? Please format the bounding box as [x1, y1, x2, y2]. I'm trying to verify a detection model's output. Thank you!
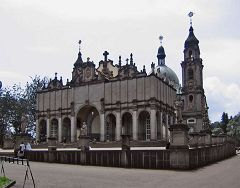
[188, 132, 234, 148]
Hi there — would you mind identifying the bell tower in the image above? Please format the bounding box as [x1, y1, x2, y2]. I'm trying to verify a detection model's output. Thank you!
[181, 12, 209, 132]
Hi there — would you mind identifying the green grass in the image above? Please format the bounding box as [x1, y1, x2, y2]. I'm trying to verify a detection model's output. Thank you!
[0, 176, 11, 188]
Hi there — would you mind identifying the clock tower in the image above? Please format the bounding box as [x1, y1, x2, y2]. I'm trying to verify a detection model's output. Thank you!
[180, 16, 209, 132]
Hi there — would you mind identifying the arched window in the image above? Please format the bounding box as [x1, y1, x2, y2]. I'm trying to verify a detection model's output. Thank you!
[189, 95, 193, 103]
[189, 50, 192, 58]
[188, 68, 194, 80]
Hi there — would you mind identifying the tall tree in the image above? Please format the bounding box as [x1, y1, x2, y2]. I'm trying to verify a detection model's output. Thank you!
[221, 112, 229, 133]
[23, 76, 48, 136]
[0, 76, 47, 147]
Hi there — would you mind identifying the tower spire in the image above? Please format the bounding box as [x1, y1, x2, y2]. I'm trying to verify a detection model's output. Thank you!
[157, 35, 166, 65]
[74, 40, 83, 67]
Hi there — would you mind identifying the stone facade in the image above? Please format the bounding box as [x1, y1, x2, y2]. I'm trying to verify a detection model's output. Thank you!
[35, 25, 209, 143]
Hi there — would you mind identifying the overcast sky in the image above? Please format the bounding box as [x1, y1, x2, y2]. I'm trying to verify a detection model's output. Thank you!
[0, 0, 239, 122]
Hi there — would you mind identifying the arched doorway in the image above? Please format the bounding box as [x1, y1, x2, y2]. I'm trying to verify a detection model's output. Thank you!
[122, 112, 132, 137]
[77, 105, 100, 141]
[50, 119, 58, 139]
[39, 119, 47, 142]
[138, 111, 150, 141]
[62, 117, 71, 143]
[106, 114, 116, 141]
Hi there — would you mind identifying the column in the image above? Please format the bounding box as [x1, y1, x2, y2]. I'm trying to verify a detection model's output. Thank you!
[132, 110, 138, 140]
[160, 111, 163, 139]
[58, 117, 62, 143]
[150, 108, 157, 140]
[100, 112, 105, 142]
[36, 119, 40, 142]
[116, 111, 121, 141]
[47, 118, 50, 140]
[166, 114, 169, 141]
[170, 116, 173, 126]
[71, 116, 76, 142]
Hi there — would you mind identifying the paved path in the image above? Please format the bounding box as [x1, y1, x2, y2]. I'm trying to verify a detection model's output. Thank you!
[2, 154, 240, 188]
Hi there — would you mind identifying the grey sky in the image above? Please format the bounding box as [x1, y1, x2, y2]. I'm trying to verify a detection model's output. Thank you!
[0, 0, 239, 122]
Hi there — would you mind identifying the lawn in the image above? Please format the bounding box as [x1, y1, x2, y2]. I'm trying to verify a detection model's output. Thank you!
[0, 176, 11, 188]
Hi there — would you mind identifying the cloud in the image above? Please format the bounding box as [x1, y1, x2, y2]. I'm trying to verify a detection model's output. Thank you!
[204, 76, 240, 122]
[0, 70, 29, 87]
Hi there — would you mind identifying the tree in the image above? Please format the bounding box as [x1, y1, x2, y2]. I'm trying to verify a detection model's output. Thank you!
[221, 112, 229, 133]
[23, 76, 48, 136]
[0, 76, 48, 147]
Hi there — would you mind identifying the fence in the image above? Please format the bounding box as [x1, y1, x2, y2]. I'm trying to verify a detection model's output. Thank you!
[0, 156, 35, 188]
[24, 141, 235, 170]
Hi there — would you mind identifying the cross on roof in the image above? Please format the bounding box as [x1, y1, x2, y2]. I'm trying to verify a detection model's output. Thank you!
[103, 51, 109, 61]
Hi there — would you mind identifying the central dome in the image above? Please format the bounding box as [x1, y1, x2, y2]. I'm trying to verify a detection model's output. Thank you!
[155, 64, 179, 88]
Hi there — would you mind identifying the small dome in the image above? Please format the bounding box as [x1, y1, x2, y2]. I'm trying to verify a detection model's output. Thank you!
[155, 64, 180, 89]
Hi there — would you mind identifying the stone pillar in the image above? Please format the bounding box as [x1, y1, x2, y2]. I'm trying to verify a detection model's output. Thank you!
[166, 114, 169, 141]
[58, 117, 62, 143]
[116, 111, 121, 141]
[36, 119, 40, 142]
[170, 116, 173, 126]
[160, 111, 163, 139]
[100, 112, 105, 142]
[47, 118, 50, 141]
[132, 110, 138, 140]
[150, 108, 157, 140]
[71, 116, 76, 142]
[169, 123, 189, 149]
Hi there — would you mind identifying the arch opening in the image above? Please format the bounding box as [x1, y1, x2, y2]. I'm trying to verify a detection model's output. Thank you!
[106, 114, 116, 141]
[76, 105, 100, 141]
[50, 119, 58, 138]
[138, 111, 150, 141]
[62, 117, 71, 143]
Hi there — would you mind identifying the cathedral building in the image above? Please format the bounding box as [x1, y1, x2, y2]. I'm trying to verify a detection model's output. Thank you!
[35, 24, 209, 143]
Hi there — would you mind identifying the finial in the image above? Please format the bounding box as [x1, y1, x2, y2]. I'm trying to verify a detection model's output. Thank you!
[78, 40, 82, 52]
[103, 51, 109, 61]
[55, 72, 57, 79]
[126, 58, 129, 64]
[188, 12, 194, 26]
[119, 56, 122, 66]
[130, 53, 133, 65]
[143, 65, 146, 73]
[87, 57, 90, 62]
[159, 35, 163, 45]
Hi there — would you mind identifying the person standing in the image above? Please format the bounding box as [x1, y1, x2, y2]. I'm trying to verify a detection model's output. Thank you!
[18, 142, 25, 158]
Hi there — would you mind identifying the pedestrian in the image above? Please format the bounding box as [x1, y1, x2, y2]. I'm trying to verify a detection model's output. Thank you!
[25, 142, 32, 151]
[18, 142, 25, 158]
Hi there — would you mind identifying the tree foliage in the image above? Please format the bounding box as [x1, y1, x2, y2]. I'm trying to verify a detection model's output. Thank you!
[0, 76, 47, 147]
[221, 112, 229, 133]
[211, 112, 240, 145]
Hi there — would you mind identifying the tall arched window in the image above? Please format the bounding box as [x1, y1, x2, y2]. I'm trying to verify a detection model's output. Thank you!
[188, 50, 192, 58]
[189, 95, 193, 103]
[188, 68, 194, 80]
